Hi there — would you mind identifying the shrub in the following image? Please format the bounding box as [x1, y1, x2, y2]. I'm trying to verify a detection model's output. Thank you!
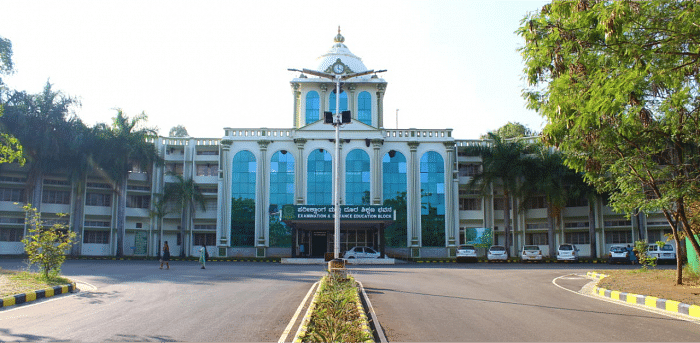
[20, 203, 76, 280]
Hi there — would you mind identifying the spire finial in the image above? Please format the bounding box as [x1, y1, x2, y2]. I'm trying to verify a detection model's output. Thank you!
[334, 26, 345, 44]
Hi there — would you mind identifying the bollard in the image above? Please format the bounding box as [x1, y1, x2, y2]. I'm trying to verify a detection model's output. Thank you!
[328, 258, 346, 277]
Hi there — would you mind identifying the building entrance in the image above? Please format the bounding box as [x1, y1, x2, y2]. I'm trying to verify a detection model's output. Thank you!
[281, 204, 395, 259]
[311, 232, 327, 257]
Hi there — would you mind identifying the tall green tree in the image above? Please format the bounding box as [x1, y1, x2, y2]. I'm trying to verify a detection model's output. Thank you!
[164, 174, 206, 257]
[519, 0, 700, 283]
[0, 36, 24, 166]
[96, 109, 160, 257]
[520, 149, 569, 257]
[168, 125, 189, 137]
[482, 122, 535, 139]
[1, 81, 80, 211]
[464, 133, 532, 254]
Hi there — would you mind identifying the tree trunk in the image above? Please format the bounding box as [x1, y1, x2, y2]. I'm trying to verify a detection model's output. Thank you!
[115, 176, 128, 257]
[70, 183, 84, 257]
[503, 193, 511, 257]
[547, 204, 555, 258]
[27, 169, 43, 211]
[671, 221, 683, 285]
[180, 208, 188, 257]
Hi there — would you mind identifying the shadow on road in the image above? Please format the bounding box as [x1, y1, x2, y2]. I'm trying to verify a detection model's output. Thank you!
[0, 328, 58, 342]
[364, 286, 689, 323]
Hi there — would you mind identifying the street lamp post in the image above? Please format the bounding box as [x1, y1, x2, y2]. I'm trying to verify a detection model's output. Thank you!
[288, 67, 386, 260]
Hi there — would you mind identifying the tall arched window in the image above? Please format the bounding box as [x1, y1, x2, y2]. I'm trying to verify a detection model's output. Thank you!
[420, 151, 445, 247]
[383, 151, 407, 247]
[328, 90, 348, 113]
[305, 91, 320, 125]
[307, 149, 333, 205]
[269, 150, 295, 247]
[231, 150, 256, 247]
[345, 149, 370, 205]
[357, 91, 372, 126]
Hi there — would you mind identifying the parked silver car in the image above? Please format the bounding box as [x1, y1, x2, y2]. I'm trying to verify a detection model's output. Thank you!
[343, 246, 381, 259]
[520, 245, 543, 262]
[487, 245, 508, 261]
[456, 245, 478, 262]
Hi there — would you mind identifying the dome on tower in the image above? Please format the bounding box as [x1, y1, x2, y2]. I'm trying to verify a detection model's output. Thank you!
[315, 28, 368, 76]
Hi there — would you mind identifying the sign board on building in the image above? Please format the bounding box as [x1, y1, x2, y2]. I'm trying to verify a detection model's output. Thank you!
[465, 227, 493, 247]
[281, 205, 395, 221]
[134, 231, 148, 255]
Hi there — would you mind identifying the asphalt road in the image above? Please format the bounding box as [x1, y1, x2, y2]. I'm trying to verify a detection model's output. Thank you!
[348, 263, 700, 342]
[0, 259, 325, 342]
[1, 260, 698, 342]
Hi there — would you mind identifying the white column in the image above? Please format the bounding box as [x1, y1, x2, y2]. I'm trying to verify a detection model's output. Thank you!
[256, 140, 270, 251]
[217, 140, 233, 253]
[371, 139, 383, 205]
[443, 142, 457, 249]
[294, 139, 306, 204]
[407, 142, 421, 251]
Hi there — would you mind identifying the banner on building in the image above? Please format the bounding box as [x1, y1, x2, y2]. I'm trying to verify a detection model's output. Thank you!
[281, 205, 395, 221]
[465, 227, 493, 247]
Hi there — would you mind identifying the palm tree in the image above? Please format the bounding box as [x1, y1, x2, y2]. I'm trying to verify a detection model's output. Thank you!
[64, 120, 98, 256]
[164, 174, 206, 257]
[0, 82, 79, 211]
[96, 109, 160, 257]
[520, 148, 569, 257]
[149, 193, 170, 258]
[463, 133, 532, 255]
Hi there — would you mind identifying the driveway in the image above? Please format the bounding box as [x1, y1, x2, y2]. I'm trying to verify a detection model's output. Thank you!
[349, 263, 700, 342]
[0, 259, 324, 342]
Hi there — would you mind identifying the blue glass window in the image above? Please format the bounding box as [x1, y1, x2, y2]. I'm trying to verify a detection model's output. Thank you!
[231, 150, 256, 247]
[307, 149, 333, 205]
[420, 151, 445, 247]
[328, 90, 348, 113]
[305, 91, 320, 125]
[358, 91, 371, 126]
[345, 149, 370, 205]
[383, 151, 407, 247]
[269, 150, 295, 247]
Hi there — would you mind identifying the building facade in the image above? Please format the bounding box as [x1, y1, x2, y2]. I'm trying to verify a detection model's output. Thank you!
[0, 32, 672, 258]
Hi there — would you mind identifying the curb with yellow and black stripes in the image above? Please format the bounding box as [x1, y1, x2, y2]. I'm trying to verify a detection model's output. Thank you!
[0, 282, 77, 309]
[587, 271, 700, 319]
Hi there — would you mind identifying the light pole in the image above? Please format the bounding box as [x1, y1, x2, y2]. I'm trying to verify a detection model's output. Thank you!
[288, 67, 385, 259]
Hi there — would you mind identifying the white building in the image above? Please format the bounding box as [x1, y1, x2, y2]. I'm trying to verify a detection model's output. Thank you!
[0, 31, 672, 259]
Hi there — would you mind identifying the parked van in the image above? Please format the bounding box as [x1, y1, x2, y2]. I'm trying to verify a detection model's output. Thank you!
[647, 242, 677, 264]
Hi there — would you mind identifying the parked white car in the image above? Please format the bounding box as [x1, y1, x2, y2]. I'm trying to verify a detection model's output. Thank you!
[343, 246, 381, 259]
[647, 242, 676, 264]
[607, 245, 630, 264]
[556, 244, 579, 262]
[487, 245, 508, 261]
[520, 245, 543, 262]
[456, 245, 478, 262]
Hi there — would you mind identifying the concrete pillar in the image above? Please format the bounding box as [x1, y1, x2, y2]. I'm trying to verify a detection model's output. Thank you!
[408, 141, 421, 253]
[256, 140, 270, 253]
[371, 139, 384, 205]
[294, 139, 306, 204]
[217, 140, 233, 253]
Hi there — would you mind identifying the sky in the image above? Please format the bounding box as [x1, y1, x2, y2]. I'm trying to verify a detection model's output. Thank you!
[1, 0, 550, 139]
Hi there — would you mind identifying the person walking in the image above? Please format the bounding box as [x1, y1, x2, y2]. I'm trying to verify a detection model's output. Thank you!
[160, 241, 170, 269]
[199, 245, 207, 269]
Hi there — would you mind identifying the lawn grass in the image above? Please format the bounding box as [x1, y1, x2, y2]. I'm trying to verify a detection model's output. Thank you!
[0, 268, 73, 297]
[595, 266, 700, 306]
